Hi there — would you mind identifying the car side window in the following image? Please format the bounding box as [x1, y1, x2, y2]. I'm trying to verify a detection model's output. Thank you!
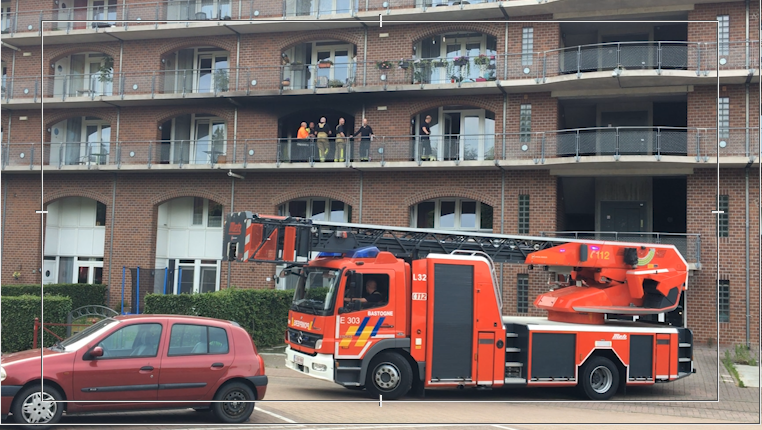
[168, 324, 229, 356]
[97, 323, 162, 359]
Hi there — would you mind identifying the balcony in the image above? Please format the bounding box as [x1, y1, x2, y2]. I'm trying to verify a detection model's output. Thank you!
[1, 0, 504, 37]
[3, 127, 757, 172]
[540, 231, 701, 268]
[3, 41, 758, 107]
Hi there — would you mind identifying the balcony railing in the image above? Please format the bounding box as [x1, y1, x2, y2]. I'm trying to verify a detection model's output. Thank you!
[541, 231, 701, 266]
[2, 0, 504, 35]
[4, 40, 758, 103]
[2, 127, 757, 171]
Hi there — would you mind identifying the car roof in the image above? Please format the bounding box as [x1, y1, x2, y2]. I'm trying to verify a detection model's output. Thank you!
[113, 314, 240, 327]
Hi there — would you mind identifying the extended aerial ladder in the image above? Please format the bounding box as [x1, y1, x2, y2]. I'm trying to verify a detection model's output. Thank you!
[224, 212, 689, 324]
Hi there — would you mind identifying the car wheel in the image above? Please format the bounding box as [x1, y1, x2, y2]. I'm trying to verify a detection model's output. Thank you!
[365, 352, 412, 400]
[579, 356, 620, 400]
[11, 384, 64, 430]
[212, 381, 255, 424]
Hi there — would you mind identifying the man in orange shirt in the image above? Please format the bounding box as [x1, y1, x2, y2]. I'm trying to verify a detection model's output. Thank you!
[294, 122, 309, 162]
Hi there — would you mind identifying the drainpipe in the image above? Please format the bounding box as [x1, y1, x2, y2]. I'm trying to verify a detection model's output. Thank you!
[745, 82, 750, 348]
[359, 105, 366, 223]
[118, 40, 124, 77]
[362, 26, 368, 86]
[233, 107, 238, 162]
[746, 0, 750, 69]
[1, 176, 8, 269]
[228, 178, 235, 289]
[236, 34, 240, 90]
[108, 174, 117, 305]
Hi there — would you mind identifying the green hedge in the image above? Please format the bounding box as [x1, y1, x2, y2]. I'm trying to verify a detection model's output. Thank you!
[1, 295, 72, 353]
[1, 283, 107, 310]
[145, 288, 293, 347]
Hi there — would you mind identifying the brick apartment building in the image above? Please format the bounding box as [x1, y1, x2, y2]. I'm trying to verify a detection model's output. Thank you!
[0, 0, 759, 347]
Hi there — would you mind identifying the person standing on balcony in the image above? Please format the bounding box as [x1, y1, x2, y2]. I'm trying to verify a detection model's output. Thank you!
[335, 117, 347, 162]
[420, 115, 435, 161]
[316, 117, 332, 162]
[294, 121, 310, 162]
[353, 118, 375, 161]
[307, 121, 316, 160]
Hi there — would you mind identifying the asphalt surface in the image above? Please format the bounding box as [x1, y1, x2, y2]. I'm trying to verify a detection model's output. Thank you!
[1, 345, 759, 429]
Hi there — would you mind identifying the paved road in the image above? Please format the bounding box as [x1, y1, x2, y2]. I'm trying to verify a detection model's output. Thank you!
[3, 346, 759, 429]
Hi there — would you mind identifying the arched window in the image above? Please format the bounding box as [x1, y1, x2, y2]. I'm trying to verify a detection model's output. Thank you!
[411, 198, 493, 231]
[53, 52, 113, 97]
[412, 106, 495, 161]
[43, 197, 107, 285]
[278, 198, 352, 222]
[414, 32, 497, 83]
[49, 116, 111, 166]
[156, 197, 224, 294]
[159, 114, 226, 165]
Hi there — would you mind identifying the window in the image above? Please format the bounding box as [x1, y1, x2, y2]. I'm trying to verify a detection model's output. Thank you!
[718, 279, 729, 322]
[717, 15, 730, 56]
[411, 199, 493, 231]
[168, 324, 229, 356]
[718, 97, 729, 139]
[517, 274, 529, 313]
[518, 195, 530, 234]
[520, 104, 531, 143]
[175, 259, 219, 294]
[717, 194, 729, 237]
[279, 198, 351, 222]
[96, 201, 107, 226]
[191, 198, 222, 227]
[343, 274, 390, 310]
[97, 323, 162, 358]
[522, 27, 534, 66]
[1, 1, 11, 34]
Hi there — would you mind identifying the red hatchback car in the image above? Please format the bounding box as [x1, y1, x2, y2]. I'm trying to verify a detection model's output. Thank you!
[0, 315, 267, 429]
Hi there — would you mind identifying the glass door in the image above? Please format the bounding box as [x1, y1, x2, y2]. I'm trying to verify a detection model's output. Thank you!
[87, 55, 113, 96]
[196, 54, 213, 93]
[1, 1, 11, 34]
[195, 52, 228, 93]
[84, 121, 110, 164]
[311, 45, 351, 88]
[76, 258, 104, 284]
[89, 0, 117, 25]
[193, 118, 225, 164]
[317, 0, 352, 15]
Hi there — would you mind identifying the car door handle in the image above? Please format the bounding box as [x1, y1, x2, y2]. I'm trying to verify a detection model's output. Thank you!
[211, 363, 224, 368]
[380, 325, 394, 328]
[140, 366, 154, 371]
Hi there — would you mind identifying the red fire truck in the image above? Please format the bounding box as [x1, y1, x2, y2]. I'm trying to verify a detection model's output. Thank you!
[223, 213, 694, 400]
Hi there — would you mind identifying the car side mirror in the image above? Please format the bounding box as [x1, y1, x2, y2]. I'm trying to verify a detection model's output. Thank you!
[85, 346, 104, 360]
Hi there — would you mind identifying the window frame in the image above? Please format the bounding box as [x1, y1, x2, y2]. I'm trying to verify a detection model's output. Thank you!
[518, 194, 530, 234]
[717, 194, 729, 237]
[95, 323, 163, 359]
[410, 198, 493, 232]
[519, 104, 532, 144]
[717, 15, 730, 57]
[521, 27, 534, 66]
[167, 323, 230, 356]
[517, 274, 529, 314]
[718, 279, 729, 323]
[278, 198, 352, 222]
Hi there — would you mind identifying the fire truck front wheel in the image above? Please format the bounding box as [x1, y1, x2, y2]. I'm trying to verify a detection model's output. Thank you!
[579, 356, 620, 400]
[365, 352, 413, 400]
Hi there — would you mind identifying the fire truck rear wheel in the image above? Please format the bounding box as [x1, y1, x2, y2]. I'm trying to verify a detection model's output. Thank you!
[579, 356, 620, 400]
[365, 352, 412, 400]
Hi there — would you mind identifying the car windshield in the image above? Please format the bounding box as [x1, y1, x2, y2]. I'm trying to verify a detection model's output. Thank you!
[56, 318, 120, 351]
[290, 267, 341, 316]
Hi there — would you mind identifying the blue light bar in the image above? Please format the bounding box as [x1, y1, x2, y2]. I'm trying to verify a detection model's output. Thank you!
[316, 246, 380, 259]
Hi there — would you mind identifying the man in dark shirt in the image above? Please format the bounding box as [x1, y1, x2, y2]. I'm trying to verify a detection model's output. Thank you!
[347, 279, 383, 307]
[352, 118, 374, 161]
[420, 115, 435, 161]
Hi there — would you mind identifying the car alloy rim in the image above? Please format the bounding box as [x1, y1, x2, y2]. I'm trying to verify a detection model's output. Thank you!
[21, 391, 57, 424]
[222, 389, 248, 417]
[590, 365, 613, 394]
[374, 363, 400, 391]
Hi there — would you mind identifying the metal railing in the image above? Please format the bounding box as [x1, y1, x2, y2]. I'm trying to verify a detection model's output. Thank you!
[3, 0, 504, 34]
[3, 127, 757, 171]
[4, 40, 759, 103]
[540, 231, 701, 266]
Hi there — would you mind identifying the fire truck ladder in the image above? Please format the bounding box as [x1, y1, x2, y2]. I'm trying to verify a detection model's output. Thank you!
[223, 212, 572, 266]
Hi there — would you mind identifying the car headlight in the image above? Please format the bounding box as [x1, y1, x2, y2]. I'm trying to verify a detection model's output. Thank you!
[315, 340, 322, 350]
[1, 366, 6, 382]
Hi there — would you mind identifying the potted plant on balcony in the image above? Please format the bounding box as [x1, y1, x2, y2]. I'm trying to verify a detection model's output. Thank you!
[318, 59, 333, 68]
[432, 58, 447, 68]
[328, 79, 344, 88]
[214, 69, 229, 91]
[282, 77, 291, 87]
[98, 55, 114, 83]
[398, 59, 410, 69]
[376, 60, 394, 70]
[473, 54, 492, 67]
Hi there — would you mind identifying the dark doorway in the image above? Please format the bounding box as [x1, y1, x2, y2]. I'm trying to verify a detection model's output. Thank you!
[652, 177, 687, 233]
[278, 109, 355, 162]
[559, 177, 595, 232]
[653, 102, 688, 155]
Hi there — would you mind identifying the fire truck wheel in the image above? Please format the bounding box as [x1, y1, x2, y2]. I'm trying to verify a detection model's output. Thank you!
[365, 352, 413, 400]
[579, 356, 620, 400]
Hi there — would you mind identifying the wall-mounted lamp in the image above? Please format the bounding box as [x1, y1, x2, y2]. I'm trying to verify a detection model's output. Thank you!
[380, 74, 386, 81]
[161, 58, 165, 64]
[158, 125, 162, 130]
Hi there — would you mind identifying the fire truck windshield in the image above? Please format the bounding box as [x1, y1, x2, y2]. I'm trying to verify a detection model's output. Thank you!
[290, 267, 342, 316]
